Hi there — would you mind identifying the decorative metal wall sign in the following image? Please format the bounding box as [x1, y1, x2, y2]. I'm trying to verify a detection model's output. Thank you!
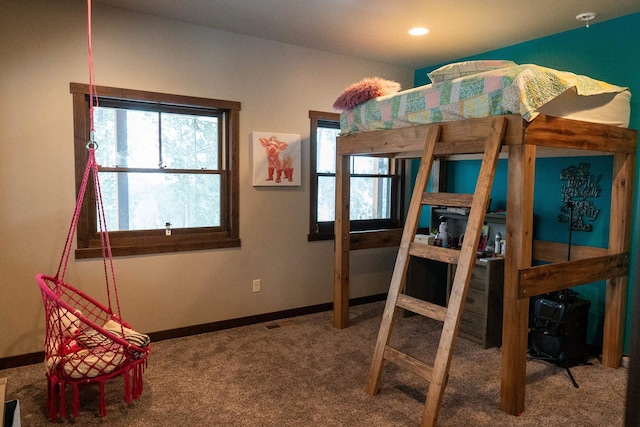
[557, 163, 601, 232]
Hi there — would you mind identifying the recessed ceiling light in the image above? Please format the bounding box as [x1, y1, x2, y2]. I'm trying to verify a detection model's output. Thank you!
[409, 27, 429, 36]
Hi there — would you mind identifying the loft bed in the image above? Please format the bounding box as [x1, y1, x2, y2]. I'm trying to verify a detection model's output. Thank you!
[332, 62, 637, 416]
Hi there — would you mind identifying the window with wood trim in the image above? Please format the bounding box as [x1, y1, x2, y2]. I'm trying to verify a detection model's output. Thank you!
[71, 83, 240, 258]
[308, 110, 405, 241]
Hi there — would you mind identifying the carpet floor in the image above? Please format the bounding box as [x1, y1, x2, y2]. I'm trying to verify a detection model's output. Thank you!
[0, 301, 627, 426]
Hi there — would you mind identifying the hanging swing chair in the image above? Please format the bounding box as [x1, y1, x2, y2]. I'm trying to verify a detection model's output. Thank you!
[35, 1, 150, 419]
[36, 144, 151, 420]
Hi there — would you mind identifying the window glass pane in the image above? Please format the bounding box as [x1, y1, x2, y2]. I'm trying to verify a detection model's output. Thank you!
[93, 108, 116, 166]
[94, 107, 159, 168]
[352, 157, 389, 175]
[100, 172, 221, 231]
[351, 177, 392, 220]
[316, 127, 338, 173]
[318, 176, 335, 222]
[317, 176, 392, 222]
[161, 114, 219, 169]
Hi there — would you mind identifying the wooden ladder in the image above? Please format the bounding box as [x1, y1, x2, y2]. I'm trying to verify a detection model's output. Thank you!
[365, 116, 507, 427]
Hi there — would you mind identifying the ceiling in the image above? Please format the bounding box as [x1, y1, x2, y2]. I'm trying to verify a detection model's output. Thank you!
[94, 0, 640, 69]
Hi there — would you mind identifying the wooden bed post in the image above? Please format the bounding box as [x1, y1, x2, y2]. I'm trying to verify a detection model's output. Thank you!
[500, 143, 536, 415]
[602, 152, 635, 367]
[334, 153, 351, 329]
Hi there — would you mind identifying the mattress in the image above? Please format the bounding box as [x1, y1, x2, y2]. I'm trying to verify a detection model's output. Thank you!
[339, 64, 631, 135]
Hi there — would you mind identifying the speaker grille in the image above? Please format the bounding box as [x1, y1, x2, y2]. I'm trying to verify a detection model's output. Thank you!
[529, 295, 591, 363]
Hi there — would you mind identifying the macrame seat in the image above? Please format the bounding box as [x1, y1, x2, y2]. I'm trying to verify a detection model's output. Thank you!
[36, 147, 151, 420]
[36, 274, 150, 419]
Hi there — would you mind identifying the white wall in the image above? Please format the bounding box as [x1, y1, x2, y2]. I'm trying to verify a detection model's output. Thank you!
[0, 0, 413, 358]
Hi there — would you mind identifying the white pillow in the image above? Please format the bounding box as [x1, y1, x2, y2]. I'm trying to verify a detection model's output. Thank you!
[427, 60, 517, 83]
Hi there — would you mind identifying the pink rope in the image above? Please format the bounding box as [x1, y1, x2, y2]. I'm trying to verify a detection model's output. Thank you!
[85, 0, 125, 326]
[92, 155, 122, 319]
[87, 0, 98, 133]
[55, 151, 93, 283]
[56, 0, 122, 321]
[57, 0, 99, 283]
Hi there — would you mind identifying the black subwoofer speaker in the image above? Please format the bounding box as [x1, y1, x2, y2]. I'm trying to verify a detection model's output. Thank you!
[529, 293, 590, 364]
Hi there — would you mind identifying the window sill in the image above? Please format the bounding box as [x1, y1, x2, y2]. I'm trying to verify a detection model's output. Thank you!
[75, 238, 241, 259]
[307, 228, 402, 250]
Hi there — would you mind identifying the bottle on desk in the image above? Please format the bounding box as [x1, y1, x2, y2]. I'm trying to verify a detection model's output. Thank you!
[438, 216, 449, 248]
[494, 232, 502, 254]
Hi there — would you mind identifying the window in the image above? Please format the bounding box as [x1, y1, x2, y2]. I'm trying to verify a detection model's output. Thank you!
[71, 83, 240, 258]
[308, 111, 405, 241]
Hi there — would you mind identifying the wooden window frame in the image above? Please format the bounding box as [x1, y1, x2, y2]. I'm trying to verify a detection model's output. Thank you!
[70, 83, 241, 258]
[308, 110, 405, 243]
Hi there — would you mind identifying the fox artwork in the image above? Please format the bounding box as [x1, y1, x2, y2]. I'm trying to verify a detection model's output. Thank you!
[252, 132, 301, 186]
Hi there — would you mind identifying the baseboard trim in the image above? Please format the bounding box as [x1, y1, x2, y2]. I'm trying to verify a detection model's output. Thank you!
[148, 293, 386, 342]
[0, 352, 45, 370]
[0, 293, 387, 370]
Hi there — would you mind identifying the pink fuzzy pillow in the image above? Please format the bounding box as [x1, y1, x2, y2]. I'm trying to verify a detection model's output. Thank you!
[333, 77, 401, 111]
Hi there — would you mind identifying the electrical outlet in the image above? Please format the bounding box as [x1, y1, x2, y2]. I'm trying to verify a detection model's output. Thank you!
[252, 279, 261, 293]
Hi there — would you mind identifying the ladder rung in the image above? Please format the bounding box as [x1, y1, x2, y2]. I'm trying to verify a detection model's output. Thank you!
[384, 345, 433, 381]
[422, 192, 474, 208]
[409, 242, 460, 264]
[396, 294, 447, 322]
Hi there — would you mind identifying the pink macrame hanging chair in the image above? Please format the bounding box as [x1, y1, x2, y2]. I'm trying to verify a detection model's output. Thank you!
[35, 1, 150, 419]
[36, 147, 151, 420]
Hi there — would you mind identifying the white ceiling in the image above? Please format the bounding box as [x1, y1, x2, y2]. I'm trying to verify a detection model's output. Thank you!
[94, 0, 640, 69]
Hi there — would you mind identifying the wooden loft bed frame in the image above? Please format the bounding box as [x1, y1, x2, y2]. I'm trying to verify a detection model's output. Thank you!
[332, 113, 637, 416]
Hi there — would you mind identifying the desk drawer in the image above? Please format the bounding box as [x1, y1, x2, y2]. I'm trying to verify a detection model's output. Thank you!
[451, 265, 487, 292]
[463, 288, 487, 317]
[459, 311, 484, 341]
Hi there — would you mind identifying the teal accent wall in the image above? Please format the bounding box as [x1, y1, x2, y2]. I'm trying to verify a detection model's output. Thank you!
[413, 12, 640, 350]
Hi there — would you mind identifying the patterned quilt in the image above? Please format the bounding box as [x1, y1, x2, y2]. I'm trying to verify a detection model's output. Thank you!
[340, 64, 628, 135]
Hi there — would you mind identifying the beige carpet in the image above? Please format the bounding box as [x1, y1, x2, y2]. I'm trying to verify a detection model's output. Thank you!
[0, 301, 627, 426]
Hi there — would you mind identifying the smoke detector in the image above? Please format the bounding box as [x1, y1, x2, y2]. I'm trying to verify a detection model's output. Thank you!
[576, 12, 597, 28]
